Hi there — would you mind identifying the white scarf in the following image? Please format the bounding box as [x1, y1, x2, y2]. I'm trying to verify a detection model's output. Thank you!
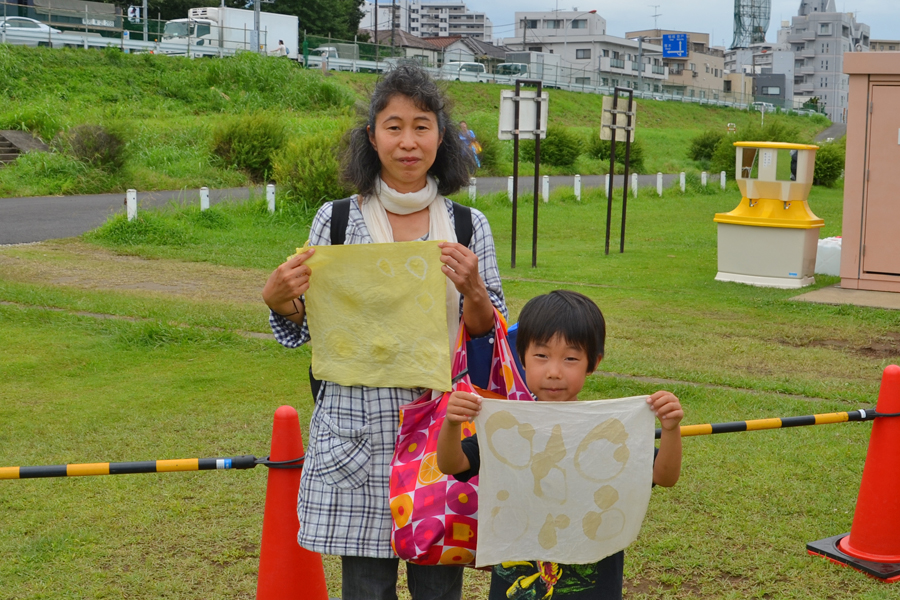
[360, 176, 461, 355]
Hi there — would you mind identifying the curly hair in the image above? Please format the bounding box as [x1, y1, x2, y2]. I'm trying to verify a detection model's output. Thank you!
[341, 62, 474, 197]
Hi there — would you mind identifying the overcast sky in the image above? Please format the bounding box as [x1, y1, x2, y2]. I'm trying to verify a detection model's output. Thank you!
[482, 0, 898, 46]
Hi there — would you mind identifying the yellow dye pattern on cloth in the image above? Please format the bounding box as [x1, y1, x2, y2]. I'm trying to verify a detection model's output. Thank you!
[302, 240, 451, 391]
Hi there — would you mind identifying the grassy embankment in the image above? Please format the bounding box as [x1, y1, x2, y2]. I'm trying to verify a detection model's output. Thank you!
[0, 44, 829, 196]
[2, 171, 899, 598]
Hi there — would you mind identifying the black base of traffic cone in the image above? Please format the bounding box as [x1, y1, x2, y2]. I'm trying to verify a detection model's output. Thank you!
[808, 534, 900, 583]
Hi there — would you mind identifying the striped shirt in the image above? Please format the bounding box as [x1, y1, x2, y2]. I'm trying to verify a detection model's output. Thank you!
[270, 196, 506, 557]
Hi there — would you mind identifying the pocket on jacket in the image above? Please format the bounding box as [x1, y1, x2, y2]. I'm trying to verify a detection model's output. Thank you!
[313, 408, 372, 489]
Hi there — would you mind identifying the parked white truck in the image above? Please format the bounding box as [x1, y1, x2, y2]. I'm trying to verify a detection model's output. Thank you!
[163, 7, 298, 59]
[504, 52, 562, 86]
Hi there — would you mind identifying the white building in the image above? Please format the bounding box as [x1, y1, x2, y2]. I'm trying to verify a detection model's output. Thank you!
[412, 1, 492, 41]
[502, 11, 668, 91]
[786, 0, 869, 122]
[361, 0, 493, 42]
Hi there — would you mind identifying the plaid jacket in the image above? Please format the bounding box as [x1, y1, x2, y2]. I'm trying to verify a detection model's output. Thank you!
[270, 196, 506, 557]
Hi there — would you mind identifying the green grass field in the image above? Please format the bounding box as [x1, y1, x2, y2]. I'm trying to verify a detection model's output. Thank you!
[2, 175, 899, 598]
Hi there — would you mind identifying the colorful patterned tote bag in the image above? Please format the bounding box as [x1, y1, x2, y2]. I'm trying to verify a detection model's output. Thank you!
[389, 309, 532, 566]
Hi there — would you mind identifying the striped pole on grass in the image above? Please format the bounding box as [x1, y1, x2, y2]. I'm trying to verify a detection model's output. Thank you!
[0, 454, 303, 480]
[655, 408, 900, 439]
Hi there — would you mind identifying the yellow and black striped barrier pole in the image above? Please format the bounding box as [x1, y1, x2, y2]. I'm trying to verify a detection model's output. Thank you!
[0, 454, 303, 480]
[655, 408, 900, 439]
[4, 410, 898, 476]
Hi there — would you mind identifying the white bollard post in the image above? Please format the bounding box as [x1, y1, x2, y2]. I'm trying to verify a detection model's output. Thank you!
[657, 172, 663, 197]
[468, 177, 476, 202]
[507, 176, 514, 202]
[126, 189, 137, 221]
[701, 172, 708, 187]
[542, 175, 549, 203]
[267, 184, 276, 213]
[200, 186, 210, 211]
[605, 174, 610, 199]
[574, 174, 581, 202]
[680, 172, 686, 193]
[631, 173, 638, 198]
[720, 171, 726, 190]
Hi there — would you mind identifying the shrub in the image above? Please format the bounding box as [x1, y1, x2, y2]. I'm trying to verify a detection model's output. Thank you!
[585, 131, 645, 172]
[520, 126, 582, 168]
[61, 124, 127, 171]
[272, 129, 353, 210]
[211, 113, 287, 182]
[87, 211, 190, 247]
[689, 130, 725, 162]
[813, 138, 845, 187]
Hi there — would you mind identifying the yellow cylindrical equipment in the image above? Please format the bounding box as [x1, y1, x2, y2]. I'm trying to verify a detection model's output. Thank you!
[714, 141, 823, 288]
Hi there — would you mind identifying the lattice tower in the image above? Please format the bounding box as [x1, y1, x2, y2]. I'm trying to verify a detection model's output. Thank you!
[731, 0, 771, 49]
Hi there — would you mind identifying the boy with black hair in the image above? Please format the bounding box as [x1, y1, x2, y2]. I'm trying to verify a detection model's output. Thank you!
[437, 290, 684, 599]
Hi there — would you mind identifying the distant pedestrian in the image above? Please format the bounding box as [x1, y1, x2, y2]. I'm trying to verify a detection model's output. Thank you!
[270, 39, 288, 57]
[458, 120, 481, 169]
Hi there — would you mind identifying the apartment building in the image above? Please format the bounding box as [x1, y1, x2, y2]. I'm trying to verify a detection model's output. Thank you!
[786, 0, 869, 122]
[627, 30, 725, 98]
[410, 1, 492, 41]
[870, 39, 900, 52]
[502, 11, 668, 90]
[360, 0, 492, 42]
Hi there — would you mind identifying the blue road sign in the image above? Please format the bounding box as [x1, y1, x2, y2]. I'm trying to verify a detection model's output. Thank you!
[662, 34, 688, 58]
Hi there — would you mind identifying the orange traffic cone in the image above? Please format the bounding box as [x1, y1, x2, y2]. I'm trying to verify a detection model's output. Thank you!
[256, 405, 329, 599]
[808, 364, 900, 582]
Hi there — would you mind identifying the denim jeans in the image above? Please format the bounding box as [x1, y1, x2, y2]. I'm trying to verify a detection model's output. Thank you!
[341, 555, 464, 600]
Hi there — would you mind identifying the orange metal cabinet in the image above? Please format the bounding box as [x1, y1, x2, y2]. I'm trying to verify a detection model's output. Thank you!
[841, 53, 900, 292]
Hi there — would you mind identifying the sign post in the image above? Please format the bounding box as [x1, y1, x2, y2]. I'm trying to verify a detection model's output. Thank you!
[498, 82, 549, 268]
[601, 89, 636, 254]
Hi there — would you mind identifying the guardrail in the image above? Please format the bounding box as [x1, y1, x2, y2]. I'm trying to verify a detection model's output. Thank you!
[302, 55, 752, 108]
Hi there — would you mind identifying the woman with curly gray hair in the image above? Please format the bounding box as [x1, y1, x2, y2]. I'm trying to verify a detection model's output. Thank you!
[262, 63, 506, 600]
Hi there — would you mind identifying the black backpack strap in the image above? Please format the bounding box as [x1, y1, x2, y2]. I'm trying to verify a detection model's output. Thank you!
[452, 202, 473, 248]
[330, 197, 352, 246]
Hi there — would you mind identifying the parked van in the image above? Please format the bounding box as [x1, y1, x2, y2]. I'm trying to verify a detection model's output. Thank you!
[440, 61, 486, 82]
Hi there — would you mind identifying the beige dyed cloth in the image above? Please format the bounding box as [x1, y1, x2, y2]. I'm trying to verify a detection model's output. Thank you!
[303, 240, 451, 391]
[473, 396, 654, 567]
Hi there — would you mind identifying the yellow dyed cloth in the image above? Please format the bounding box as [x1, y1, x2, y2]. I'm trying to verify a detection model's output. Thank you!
[303, 240, 451, 391]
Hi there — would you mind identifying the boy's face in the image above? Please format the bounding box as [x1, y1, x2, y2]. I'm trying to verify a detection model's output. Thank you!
[522, 335, 594, 403]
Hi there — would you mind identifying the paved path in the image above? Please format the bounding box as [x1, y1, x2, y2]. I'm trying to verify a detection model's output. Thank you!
[815, 122, 846, 141]
[1, 175, 679, 245]
[0, 187, 261, 245]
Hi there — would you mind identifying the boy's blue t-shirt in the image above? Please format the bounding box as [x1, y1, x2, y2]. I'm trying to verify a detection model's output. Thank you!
[456, 434, 658, 600]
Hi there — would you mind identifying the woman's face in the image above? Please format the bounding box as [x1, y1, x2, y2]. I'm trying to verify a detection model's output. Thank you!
[368, 94, 442, 194]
